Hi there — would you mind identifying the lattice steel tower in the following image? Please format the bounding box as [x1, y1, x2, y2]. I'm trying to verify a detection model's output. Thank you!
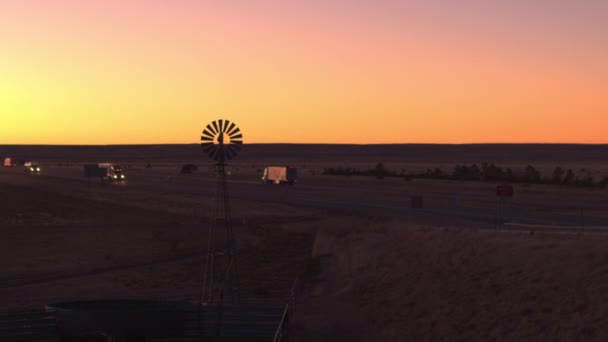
[200, 119, 243, 305]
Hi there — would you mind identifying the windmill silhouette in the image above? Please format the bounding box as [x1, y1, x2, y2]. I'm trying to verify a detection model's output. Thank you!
[200, 119, 242, 306]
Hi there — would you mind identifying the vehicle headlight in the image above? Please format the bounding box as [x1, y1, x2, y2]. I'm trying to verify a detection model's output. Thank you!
[113, 175, 117, 179]
[36, 168, 40, 171]
[30, 168, 34, 171]
[121, 175, 125, 179]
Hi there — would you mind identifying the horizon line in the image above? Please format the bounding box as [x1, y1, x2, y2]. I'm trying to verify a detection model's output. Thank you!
[3, 142, 608, 147]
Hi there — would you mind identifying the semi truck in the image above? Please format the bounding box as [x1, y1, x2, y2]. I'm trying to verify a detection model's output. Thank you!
[24, 162, 41, 174]
[98, 163, 126, 181]
[262, 166, 297, 185]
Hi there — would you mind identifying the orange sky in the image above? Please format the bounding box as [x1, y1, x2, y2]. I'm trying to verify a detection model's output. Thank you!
[1, 1, 606, 144]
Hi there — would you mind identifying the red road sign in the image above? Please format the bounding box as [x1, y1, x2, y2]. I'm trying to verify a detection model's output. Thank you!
[496, 184, 514, 198]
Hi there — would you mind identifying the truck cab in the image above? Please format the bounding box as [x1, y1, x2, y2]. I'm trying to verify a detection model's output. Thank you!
[98, 163, 126, 181]
[24, 162, 41, 174]
[111, 165, 125, 180]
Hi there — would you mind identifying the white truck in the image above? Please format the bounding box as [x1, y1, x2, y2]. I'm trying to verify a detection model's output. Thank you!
[262, 166, 297, 185]
[98, 163, 126, 181]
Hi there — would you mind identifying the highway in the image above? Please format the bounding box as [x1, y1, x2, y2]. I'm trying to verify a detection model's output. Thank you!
[8, 165, 608, 229]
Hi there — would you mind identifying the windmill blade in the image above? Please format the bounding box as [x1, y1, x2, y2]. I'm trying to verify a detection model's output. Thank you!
[224, 120, 234, 134]
[206, 123, 217, 135]
[232, 140, 243, 145]
[226, 122, 236, 135]
[221, 145, 230, 159]
[224, 146, 235, 159]
[213, 148, 223, 161]
[218, 145, 227, 157]
[212, 120, 220, 134]
[226, 145, 238, 159]
[204, 144, 217, 155]
[202, 129, 215, 139]
[218, 119, 224, 133]
[205, 150, 216, 160]
[228, 144, 241, 152]
[229, 127, 240, 137]
[201, 135, 214, 142]
[230, 134, 243, 140]
[209, 147, 219, 160]
[230, 146, 240, 158]
[201, 142, 213, 148]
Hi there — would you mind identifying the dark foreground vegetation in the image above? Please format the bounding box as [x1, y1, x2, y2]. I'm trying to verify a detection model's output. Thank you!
[323, 163, 608, 188]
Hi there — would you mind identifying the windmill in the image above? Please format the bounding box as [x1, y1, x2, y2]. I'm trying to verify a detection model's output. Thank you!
[200, 119, 242, 306]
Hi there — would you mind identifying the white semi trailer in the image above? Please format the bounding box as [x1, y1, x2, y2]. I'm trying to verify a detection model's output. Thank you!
[262, 166, 297, 185]
[4, 157, 15, 167]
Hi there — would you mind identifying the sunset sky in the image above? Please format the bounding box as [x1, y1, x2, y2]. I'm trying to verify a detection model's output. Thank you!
[1, 1, 606, 144]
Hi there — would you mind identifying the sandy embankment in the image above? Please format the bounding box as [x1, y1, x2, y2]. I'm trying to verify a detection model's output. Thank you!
[295, 218, 608, 341]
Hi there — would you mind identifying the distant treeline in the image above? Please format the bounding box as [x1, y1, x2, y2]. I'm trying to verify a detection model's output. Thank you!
[323, 163, 608, 188]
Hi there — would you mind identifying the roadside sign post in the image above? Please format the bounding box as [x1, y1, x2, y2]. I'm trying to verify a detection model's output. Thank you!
[495, 184, 514, 228]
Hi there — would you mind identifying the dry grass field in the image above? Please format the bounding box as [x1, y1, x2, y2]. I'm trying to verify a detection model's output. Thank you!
[294, 221, 608, 341]
[0, 173, 319, 312]
[2, 144, 608, 341]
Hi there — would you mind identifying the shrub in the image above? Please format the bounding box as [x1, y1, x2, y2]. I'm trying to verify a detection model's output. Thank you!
[180, 164, 198, 174]
[552, 166, 564, 184]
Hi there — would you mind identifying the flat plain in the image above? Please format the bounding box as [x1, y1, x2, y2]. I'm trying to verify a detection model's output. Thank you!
[2, 143, 608, 341]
